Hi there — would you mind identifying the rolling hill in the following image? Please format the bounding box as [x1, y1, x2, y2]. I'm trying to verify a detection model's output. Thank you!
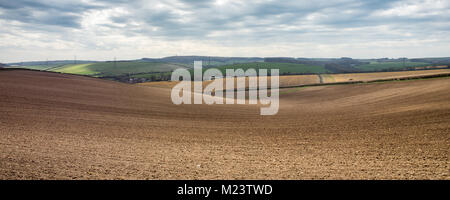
[141, 56, 264, 67]
[140, 69, 450, 90]
[1, 69, 448, 179]
[50, 61, 186, 77]
[6, 56, 449, 83]
[197, 62, 328, 75]
[355, 61, 429, 71]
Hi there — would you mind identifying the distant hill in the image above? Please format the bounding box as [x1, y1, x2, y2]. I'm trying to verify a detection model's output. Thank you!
[265, 57, 449, 73]
[5, 56, 449, 83]
[141, 56, 264, 67]
[8, 60, 97, 66]
[6, 60, 98, 71]
[0, 63, 7, 68]
[205, 62, 328, 76]
[48, 61, 188, 83]
[409, 57, 450, 65]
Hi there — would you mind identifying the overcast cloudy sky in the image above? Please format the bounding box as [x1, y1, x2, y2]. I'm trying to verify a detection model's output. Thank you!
[0, 0, 449, 62]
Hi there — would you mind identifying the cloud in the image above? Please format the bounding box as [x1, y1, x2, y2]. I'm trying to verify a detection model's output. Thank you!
[0, 0, 104, 28]
[0, 0, 449, 62]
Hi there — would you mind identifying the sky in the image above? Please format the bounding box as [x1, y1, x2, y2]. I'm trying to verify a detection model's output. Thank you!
[0, 0, 449, 63]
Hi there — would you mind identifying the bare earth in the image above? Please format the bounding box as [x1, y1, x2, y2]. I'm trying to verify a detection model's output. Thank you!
[0, 69, 449, 179]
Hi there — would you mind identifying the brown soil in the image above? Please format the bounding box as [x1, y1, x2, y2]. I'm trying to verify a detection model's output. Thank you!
[0, 69, 449, 179]
[321, 69, 450, 83]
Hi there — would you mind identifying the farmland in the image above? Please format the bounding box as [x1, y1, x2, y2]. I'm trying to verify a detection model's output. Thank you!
[139, 69, 450, 89]
[212, 62, 328, 75]
[8, 65, 55, 71]
[50, 62, 186, 77]
[6, 56, 449, 83]
[1, 69, 448, 179]
[320, 69, 450, 83]
[355, 61, 429, 71]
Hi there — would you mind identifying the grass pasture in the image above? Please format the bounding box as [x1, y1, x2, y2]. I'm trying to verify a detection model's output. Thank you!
[6, 65, 56, 71]
[51, 62, 186, 77]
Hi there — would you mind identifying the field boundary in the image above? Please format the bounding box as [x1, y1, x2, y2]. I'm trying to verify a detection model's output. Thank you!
[281, 72, 450, 89]
[3, 67, 450, 90]
[220, 72, 450, 93]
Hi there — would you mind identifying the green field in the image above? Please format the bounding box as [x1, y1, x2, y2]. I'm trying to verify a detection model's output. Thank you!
[355, 62, 429, 71]
[7, 58, 443, 83]
[50, 62, 186, 77]
[114, 62, 326, 81]
[194, 62, 328, 75]
[7, 65, 57, 70]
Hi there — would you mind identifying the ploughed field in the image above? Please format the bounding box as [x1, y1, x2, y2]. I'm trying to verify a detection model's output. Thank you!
[0, 69, 449, 179]
[140, 69, 450, 89]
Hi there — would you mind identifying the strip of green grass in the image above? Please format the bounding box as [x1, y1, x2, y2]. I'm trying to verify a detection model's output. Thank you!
[8, 65, 54, 70]
[51, 62, 186, 77]
[190, 62, 327, 76]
